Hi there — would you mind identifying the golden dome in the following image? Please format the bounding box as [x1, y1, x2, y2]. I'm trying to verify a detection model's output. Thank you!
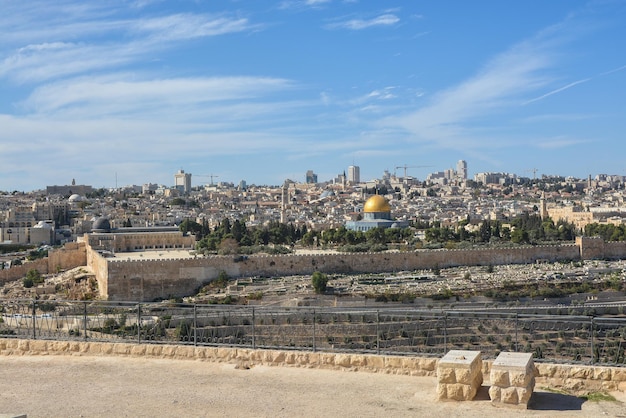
[363, 195, 391, 213]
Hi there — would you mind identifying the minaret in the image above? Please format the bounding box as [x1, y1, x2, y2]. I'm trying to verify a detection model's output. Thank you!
[280, 181, 288, 223]
[540, 191, 548, 220]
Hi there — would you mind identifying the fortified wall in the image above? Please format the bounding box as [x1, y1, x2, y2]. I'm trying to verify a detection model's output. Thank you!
[94, 238, 614, 302]
[0, 242, 86, 286]
[3, 237, 626, 301]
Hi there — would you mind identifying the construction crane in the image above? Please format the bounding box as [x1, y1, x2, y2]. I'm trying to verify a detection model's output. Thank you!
[197, 174, 220, 186]
[394, 165, 433, 178]
[525, 168, 538, 180]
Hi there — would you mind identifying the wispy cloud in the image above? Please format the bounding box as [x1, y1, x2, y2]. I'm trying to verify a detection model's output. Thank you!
[535, 137, 590, 149]
[386, 40, 552, 147]
[524, 78, 591, 105]
[130, 14, 255, 41]
[326, 13, 400, 30]
[0, 6, 258, 84]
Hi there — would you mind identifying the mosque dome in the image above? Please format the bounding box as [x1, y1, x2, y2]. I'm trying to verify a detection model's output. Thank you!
[68, 194, 84, 202]
[363, 195, 391, 213]
[91, 217, 111, 232]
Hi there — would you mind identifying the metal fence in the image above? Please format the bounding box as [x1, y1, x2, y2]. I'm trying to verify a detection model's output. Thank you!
[1, 299, 625, 366]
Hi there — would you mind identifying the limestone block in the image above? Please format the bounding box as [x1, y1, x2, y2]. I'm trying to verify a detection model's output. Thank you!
[366, 355, 384, 370]
[436, 383, 448, 401]
[437, 350, 482, 401]
[491, 369, 510, 387]
[437, 367, 456, 384]
[489, 385, 501, 402]
[284, 352, 297, 364]
[445, 383, 467, 401]
[419, 357, 437, 371]
[517, 387, 532, 404]
[334, 354, 351, 367]
[17, 340, 30, 351]
[385, 356, 404, 369]
[29, 340, 48, 352]
[143, 344, 161, 357]
[569, 366, 592, 379]
[350, 354, 367, 368]
[510, 370, 533, 387]
[500, 387, 519, 404]
[613, 368, 626, 382]
[489, 352, 535, 408]
[592, 367, 611, 381]
[130, 345, 146, 356]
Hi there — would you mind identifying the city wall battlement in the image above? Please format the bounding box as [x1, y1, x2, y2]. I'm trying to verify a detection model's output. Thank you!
[1, 339, 625, 395]
[93, 237, 612, 301]
[3, 236, 626, 301]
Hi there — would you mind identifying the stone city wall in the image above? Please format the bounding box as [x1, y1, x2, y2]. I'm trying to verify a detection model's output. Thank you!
[0, 259, 48, 286]
[1, 339, 624, 395]
[100, 244, 582, 301]
[0, 243, 86, 286]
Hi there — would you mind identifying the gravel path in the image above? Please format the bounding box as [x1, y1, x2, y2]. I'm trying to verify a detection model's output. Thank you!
[0, 355, 624, 417]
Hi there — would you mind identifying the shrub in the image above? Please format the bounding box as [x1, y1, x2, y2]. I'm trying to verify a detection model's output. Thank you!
[311, 271, 328, 294]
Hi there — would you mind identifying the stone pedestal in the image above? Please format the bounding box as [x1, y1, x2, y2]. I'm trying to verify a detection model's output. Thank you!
[489, 352, 536, 408]
[436, 350, 483, 401]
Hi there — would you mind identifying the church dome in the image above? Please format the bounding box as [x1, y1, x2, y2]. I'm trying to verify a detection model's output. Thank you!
[363, 195, 391, 213]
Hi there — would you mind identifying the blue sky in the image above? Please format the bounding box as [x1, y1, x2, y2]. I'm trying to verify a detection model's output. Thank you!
[1, 0, 626, 191]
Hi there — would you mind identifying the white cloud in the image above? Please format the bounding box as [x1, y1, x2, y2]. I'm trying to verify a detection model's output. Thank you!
[23, 76, 294, 114]
[326, 14, 400, 30]
[385, 39, 554, 148]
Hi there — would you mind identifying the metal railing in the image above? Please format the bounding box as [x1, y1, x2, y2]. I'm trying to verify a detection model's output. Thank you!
[1, 299, 625, 366]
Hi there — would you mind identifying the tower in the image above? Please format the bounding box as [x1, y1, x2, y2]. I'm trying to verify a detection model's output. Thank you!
[348, 165, 360, 184]
[456, 160, 467, 180]
[174, 169, 192, 194]
[306, 170, 317, 184]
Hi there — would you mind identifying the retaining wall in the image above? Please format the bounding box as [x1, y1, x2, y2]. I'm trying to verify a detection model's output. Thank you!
[1, 339, 624, 395]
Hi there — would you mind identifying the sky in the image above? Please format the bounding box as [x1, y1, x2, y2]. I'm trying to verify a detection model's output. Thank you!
[1, 0, 626, 192]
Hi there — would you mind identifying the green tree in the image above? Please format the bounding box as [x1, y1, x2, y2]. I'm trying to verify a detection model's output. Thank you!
[311, 271, 328, 294]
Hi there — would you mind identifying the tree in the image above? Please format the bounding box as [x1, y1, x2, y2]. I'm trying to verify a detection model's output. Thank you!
[218, 237, 239, 255]
[311, 271, 328, 294]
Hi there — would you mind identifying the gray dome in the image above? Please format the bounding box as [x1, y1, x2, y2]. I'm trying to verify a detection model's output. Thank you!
[92, 217, 111, 232]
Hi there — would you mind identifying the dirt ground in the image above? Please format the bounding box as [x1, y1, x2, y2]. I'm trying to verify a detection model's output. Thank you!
[0, 355, 625, 418]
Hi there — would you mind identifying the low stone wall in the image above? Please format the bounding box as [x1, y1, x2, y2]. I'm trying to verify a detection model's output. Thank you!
[1, 339, 625, 395]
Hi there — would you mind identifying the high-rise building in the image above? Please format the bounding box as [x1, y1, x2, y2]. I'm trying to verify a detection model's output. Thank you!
[456, 160, 468, 180]
[348, 165, 360, 184]
[305, 170, 317, 184]
[174, 169, 191, 194]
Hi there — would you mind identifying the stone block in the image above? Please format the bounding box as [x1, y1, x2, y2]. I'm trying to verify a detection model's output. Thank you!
[489, 352, 535, 408]
[437, 350, 482, 401]
[491, 369, 510, 387]
[489, 385, 501, 401]
[501, 387, 518, 404]
[437, 367, 456, 384]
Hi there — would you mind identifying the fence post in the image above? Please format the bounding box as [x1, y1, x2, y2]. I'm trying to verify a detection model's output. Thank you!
[193, 305, 198, 346]
[376, 310, 380, 355]
[590, 316, 595, 365]
[444, 311, 448, 354]
[137, 303, 141, 344]
[312, 309, 316, 352]
[252, 307, 256, 350]
[515, 313, 519, 352]
[83, 301, 88, 341]
[31, 300, 37, 339]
